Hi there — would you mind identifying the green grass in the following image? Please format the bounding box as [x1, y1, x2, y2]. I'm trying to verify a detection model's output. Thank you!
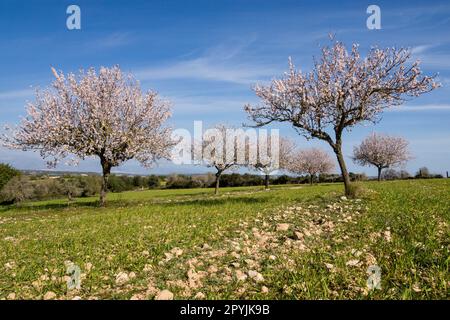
[0, 180, 448, 300]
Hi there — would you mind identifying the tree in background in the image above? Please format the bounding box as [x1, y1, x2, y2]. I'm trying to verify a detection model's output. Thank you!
[416, 167, 430, 178]
[287, 148, 335, 185]
[245, 39, 438, 196]
[2, 66, 174, 206]
[196, 125, 239, 195]
[352, 133, 411, 181]
[252, 137, 296, 190]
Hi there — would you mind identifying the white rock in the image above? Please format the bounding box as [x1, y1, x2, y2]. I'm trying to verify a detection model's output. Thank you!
[194, 292, 206, 299]
[248, 270, 264, 282]
[155, 290, 173, 300]
[235, 270, 248, 281]
[276, 223, 290, 231]
[85, 262, 93, 272]
[261, 286, 269, 294]
[115, 272, 130, 285]
[43, 291, 57, 300]
[346, 259, 360, 267]
[7, 293, 16, 300]
[294, 231, 303, 240]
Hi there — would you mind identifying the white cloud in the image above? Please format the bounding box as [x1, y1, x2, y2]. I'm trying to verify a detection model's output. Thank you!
[388, 104, 450, 112]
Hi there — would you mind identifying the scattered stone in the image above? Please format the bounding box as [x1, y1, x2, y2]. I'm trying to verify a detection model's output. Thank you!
[115, 272, 130, 285]
[248, 270, 264, 282]
[43, 291, 57, 300]
[85, 262, 93, 272]
[261, 286, 269, 294]
[7, 293, 16, 300]
[207, 265, 218, 273]
[155, 290, 173, 300]
[412, 284, 422, 292]
[72, 296, 82, 300]
[171, 247, 183, 257]
[235, 270, 248, 281]
[340, 196, 348, 201]
[346, 259, 360, 267]
[324, 263, 335, 271]
[293, 231, 303, 240]
[194, 292, 206, 299]
[276, 223, 290, 231]
[130, 293, 145, 300]
[384, 230, 392, 242]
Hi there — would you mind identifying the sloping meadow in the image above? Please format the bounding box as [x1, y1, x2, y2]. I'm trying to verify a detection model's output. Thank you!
[0, 180, 448, 299]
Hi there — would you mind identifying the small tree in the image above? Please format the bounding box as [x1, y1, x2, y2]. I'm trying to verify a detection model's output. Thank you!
[252, 137, 296, 190]
[416, 167, 430, 178]
[287, 148, 335, 185]
[245, 39, 438, 196]
[2, 66, 174, 206]
[196, 125, 238, 195]
[352, 133, 411, 181]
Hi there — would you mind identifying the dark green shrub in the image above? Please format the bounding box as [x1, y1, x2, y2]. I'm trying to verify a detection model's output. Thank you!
[0, 163, 21, 191]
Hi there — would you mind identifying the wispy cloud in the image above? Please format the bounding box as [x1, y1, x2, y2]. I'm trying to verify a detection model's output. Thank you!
[95, 32, 135, 48]
[389, 104, 450, 112]
[411, 44, 435, 55]
[134, 40, 279, 85]
[170, 95, 250, 115]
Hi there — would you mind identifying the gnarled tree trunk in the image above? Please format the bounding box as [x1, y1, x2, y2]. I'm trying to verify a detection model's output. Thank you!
[377, 166, 383, 182]
[334, 144, 351, 197]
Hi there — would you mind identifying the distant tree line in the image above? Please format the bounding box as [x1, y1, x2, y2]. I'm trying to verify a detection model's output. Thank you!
[0, 162, 445, 204]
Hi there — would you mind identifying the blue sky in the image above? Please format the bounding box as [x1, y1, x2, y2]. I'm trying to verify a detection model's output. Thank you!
[0, 0, 449, 177]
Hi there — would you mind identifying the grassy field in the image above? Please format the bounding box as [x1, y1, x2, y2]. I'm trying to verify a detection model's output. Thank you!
[0, 179, 448, 300]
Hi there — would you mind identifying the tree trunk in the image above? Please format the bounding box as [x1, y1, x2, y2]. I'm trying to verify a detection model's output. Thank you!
[334, 145, 351, 197]
[377, 167, 382, 182]
[264, 174, 270, 190]
[310, 174, 313, 185]
[100, 159, 111, 207]
[214, 171, 221, 195]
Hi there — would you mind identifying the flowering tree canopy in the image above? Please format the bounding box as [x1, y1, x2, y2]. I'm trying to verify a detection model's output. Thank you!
[252, 137, 296, 189]
[352, 133, 411, 181]
[245, 40, 439, 196]
[2, 66, 174, 205]
[287, 148, 335, 184]
[195, 124, 239, 195]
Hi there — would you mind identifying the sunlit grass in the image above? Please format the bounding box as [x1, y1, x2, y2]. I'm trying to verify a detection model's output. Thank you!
[0, 180, 448, 300]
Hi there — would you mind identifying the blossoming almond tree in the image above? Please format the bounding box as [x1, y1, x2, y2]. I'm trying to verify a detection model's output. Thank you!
[287, 148, 335, 185]
[194, 124, 239, 195]
[352, 133, 411, 181]
[244, 40, 439, 196]
[252, 137, 296, 189]
[2, 66, 174, 206]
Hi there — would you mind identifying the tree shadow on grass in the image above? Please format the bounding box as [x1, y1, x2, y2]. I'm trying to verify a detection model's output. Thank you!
[0, 194, 269, 214]
[160, 196, 269, 207]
